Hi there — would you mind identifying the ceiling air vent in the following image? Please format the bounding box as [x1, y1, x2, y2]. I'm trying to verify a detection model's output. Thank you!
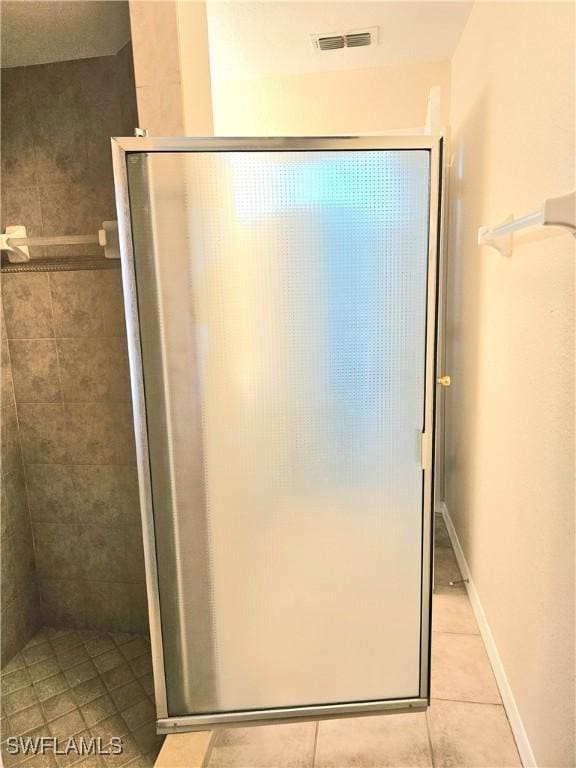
[318, 35, 345, 51]
[345, 32, 371, 48]
[312, 27, 378, 53]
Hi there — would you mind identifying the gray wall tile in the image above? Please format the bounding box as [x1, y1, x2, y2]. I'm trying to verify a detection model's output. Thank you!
[84, 102, 123, 183]
[33, 523, 83, 580]
[1, 544, 19, 607]
[1, 274, 54, 340]
[38, 579, 88, 628]
[29, 60, 87, 191]
[1, 527, 40, 665]
[17, 403, 69, 464]
[1, 340, 15, 406]
[39, 579, 146, 635]
[1, 588, 40, 667]
[124, 530, 146, 584]
[26, 464, 76, 523]
[1, 104, 37, 189]
[2, 468, 29, 539]
[57, 337, 130, 402]
[99, 270, 128, 337]
[1, 482, 12, 542]
[34, 113, 88, 188]
[9, 339, 61, 403]
[49, 270, 126, 338]
[128, 583, 150, 635]
[77, 54, 120, 107]
[77, 525, 126, 582]
[72, 465, 140, 526]
[26, 58, 84, 112]
[49, 271, 96, 335]
[0, 313, 41, 664]
[87, 582, 146, 634]
[67, 401, 135, 465]
[11, 528, 37, 589]
[50, 270, 111, 336]
[1, 403, 22, 471]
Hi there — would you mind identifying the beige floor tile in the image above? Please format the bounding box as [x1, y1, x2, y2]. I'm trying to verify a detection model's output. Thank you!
[432, 633, 500, 704]
[434, 549, 465, 592]
[432, 593, 479, 635]
[156, 731, 214, 768]
[434, 516, 452, 549]
[208, 722, 316, 768]
[315, 713, 432, 768]
[427, 699, 521, 767]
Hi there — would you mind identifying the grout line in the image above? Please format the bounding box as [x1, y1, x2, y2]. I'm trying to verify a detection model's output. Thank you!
[13, 399, 133, 406]
[3, 331, 42, 641]
[431, 696, 505, 707]
[4, 336, 127, 341]
[33, 133, 45, 261]
[424, 707, 436, 768]
[311, 719, 319, 768]
[19, 273, 62, 630]
[28, 577, 147, 585]
[202, 730, 218, 768]
[23, 461, 137, 468]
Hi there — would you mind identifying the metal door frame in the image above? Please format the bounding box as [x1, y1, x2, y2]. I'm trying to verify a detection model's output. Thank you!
[111, 135, 443, 733]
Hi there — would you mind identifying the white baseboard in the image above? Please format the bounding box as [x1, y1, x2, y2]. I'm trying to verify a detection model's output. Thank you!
[436, 501, 537, 768]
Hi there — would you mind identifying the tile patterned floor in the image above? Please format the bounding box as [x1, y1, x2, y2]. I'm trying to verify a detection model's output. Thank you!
[199, 514, 522, 768]
[0, 627, 163, 767]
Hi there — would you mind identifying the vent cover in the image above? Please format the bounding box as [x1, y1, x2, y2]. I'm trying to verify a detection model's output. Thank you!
[312, 27, 378, 52]
[318, 35, 345, 51]
[345, 32, 371, 48]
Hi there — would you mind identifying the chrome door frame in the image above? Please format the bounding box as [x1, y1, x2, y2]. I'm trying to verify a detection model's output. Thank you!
[111, 135, 443, 733]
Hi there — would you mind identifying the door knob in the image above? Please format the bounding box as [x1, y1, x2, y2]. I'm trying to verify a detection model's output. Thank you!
[437, 375, 451, 387]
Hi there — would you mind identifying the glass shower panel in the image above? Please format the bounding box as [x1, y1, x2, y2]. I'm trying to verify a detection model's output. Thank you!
[126, 149, 431, 717]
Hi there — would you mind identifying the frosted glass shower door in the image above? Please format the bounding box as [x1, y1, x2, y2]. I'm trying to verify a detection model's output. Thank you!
[115, 137, 440, 729]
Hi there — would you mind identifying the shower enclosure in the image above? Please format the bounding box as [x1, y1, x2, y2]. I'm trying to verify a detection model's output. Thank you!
[112, 136, 442, 732]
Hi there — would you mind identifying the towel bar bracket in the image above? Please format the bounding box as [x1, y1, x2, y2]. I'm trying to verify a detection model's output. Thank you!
[478, 190, 576, 256]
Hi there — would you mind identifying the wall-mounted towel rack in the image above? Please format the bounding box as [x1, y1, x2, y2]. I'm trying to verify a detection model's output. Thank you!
[0, 221, 120, 263]
[478, 190, 576, 256]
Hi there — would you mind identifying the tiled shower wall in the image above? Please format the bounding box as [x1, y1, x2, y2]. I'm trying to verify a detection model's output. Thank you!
[1, 41, 147, 648]
[1, 44, 138, 258]
[1, 305, 41, 665]
[1, 270, 147, 634]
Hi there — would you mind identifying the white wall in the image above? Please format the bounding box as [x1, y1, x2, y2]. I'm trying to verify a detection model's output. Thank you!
[129, 1, 185, 135]
[129, 0, 213, 135]
[445, 3, 575, 766]
[212, 59, 450, 135]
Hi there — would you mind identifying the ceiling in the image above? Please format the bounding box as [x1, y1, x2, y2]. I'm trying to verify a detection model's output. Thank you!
[206, 1, 474, 81]
[1, 1, 131, 68]
[0, 1, 473, 76]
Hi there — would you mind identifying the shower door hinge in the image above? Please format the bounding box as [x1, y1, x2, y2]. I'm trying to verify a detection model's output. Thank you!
[420, 431, 431, 472]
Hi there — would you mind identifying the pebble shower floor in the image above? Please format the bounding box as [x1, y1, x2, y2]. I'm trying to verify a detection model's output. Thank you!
[0, 628, 163, 767]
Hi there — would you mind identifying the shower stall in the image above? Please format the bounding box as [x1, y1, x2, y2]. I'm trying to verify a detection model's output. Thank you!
[112, 135, 442, 732]
[0, 34, 165, 766]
